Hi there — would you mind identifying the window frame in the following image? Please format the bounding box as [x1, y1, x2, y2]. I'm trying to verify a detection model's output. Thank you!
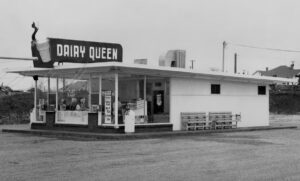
[211, 84, 221, 94]
[258, 85, 266, 95]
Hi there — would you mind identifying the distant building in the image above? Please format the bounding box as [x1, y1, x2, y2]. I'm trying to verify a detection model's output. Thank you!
[159, 50, 186, 68]
[0, 85, 23, 97]
[0, 85, 12, 97]
[253, 63, 300, 85]
[134, 59, 147, 65]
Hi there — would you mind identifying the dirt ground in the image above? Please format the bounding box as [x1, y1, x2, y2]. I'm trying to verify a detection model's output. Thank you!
[1, 114, 300, 181]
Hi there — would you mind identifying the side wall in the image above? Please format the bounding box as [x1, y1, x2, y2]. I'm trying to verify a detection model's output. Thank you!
[170, 78, 269, 131]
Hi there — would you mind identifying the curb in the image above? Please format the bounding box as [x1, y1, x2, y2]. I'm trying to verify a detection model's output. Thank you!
[2, 126, 298, 140]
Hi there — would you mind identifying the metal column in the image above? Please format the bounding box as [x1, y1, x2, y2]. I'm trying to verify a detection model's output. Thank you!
[98, 75, 102, 125]
[114, 73, 118, 128]
[89, 75, 92, 111]
[47, 77, 50, 107]
[55, 77, 59, 122]
[144, 76, 147, 118]
[33, 75, 38, 122]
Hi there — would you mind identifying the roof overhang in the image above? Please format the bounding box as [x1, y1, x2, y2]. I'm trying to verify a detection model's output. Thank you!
[7, 62, 295, 84]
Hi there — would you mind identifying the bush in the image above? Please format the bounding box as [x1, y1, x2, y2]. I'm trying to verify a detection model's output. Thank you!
[270, 93, 300, 114]
[0, 93, 34, 124]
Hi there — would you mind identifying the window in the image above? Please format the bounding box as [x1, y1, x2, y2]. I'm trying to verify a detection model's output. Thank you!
[211, 84, 220, 94]
[155, 82, 162, 87]
[258, 86, 266, 95]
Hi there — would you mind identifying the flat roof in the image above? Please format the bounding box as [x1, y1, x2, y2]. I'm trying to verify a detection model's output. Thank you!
[7, 62, 295, 84]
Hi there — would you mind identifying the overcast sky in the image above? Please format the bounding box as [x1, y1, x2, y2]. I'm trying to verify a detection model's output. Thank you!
[1, 0, 300, 89]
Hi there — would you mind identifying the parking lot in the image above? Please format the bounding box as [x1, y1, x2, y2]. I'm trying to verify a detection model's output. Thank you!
[1, 114, 300, 181]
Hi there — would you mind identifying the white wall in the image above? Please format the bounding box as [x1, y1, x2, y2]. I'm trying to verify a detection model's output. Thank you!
[170, 78, 269, 131]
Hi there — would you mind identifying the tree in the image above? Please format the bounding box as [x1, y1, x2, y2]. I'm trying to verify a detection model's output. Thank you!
[0, 92, 34, 124]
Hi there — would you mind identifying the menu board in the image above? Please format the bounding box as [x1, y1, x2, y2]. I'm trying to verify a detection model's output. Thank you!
[103, 91, 112, 124]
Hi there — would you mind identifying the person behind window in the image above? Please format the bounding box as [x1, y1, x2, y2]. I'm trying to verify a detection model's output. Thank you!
[70, 98, 77, 110]
[79, 97, 87, 110]
[59, 99, 66, 111]
[76, 103, 81, 111]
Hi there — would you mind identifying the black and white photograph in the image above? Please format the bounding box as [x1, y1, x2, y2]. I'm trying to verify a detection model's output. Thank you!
[1, 0, 300, 180]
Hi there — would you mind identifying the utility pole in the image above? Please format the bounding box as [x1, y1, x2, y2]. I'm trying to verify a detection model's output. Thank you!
[234, 53, 237, 74]
[190, 60, 195, 69]
[222, 41, 227, 72]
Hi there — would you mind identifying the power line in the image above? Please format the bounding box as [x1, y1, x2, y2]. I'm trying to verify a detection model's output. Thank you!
[227, 42, 300, 53]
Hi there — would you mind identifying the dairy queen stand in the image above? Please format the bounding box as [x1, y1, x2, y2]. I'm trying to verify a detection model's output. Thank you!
[9, 37, 294, 133]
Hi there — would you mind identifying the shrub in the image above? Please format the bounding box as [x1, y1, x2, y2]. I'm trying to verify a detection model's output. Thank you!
[0, 93, 34, 124]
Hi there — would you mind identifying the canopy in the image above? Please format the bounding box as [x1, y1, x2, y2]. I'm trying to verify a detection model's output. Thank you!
[8, 62, 295, 84]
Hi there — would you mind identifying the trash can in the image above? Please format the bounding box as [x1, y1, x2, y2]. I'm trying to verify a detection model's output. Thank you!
[124, 109, 135, 133]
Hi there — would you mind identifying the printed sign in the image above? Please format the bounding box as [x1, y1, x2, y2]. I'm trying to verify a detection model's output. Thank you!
[33, 38, 123, 68]
[49, 38, 123, 63]
[103, 91, 112, 124]
[104, 96, 111, 115]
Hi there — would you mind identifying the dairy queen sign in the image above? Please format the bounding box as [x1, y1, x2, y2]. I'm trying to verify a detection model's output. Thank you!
[33, 38, 123, 68]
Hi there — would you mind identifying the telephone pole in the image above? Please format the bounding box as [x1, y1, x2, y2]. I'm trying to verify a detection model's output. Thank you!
[234, 53, 237, 74]
[190, 60, 195, 69]
[222, 41, 227, 72]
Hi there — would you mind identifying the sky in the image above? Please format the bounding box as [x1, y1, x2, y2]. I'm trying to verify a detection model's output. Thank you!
[1, 0, 300, 90]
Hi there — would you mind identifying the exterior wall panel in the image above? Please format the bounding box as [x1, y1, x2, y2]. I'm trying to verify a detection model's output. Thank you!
[170, 77, 269, 130]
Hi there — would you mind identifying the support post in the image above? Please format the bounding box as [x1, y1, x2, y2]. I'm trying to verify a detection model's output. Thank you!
[47, 77, 50, 107]
[98, 75, 102, 125]
[62, 78, 66, 96]
[89, 75, 92, 111]
[55, 77, 59, 122]
[136, 80, 140, 99]
[164, 79, 167, 113]
[114, 73, 119, 128]
[99, 75, 102, 105]
[62, 78, 65, 90]
[33, 75, 38, 122]
[169, 78, 173, 130]
[34, 79, 38, 111]
[143, 76, 146, 119]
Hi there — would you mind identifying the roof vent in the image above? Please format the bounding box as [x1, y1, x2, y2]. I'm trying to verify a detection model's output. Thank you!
[134, 59, 147, 65]
[159, 50, 186, 68]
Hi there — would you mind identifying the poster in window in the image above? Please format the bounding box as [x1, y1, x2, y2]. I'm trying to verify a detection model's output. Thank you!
[104, 91, 112, 124]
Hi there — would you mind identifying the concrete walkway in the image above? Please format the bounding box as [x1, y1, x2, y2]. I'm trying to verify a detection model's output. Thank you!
[2, 125, 297, 140]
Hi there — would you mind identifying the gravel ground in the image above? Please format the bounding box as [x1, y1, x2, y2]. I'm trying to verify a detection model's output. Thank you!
[0, 114, 300, 181]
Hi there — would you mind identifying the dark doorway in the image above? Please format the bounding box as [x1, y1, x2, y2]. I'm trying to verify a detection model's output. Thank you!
[153, 90, 164, 114]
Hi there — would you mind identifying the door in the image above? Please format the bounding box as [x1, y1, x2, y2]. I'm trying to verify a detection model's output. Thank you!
[153, 90, 164, 114]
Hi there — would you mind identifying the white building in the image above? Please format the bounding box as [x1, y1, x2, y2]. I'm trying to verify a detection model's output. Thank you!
[9, 62, 293, 133]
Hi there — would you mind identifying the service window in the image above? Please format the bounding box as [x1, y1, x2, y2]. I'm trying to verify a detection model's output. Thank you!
[211, 84, 221, 94]
[258, 86, 266, 95]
